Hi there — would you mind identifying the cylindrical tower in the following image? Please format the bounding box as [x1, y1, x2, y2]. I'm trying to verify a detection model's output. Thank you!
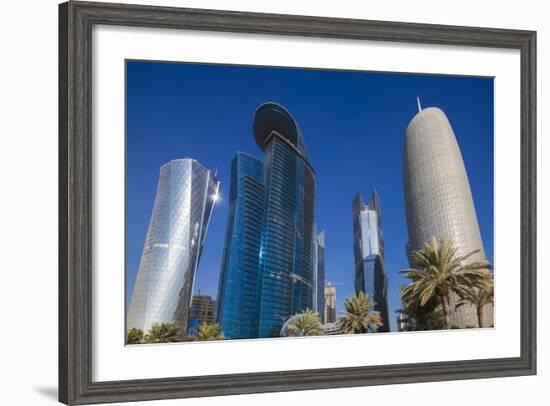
[403, 107, 487, 328]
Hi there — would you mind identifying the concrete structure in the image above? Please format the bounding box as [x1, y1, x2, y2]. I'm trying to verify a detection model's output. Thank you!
[189, 294, 216, 336]
[127, 158, 220, 336]
[313, 229, 326, 323]
[323, 323, 341, 335]
[324, 282, 337, 324]
[403, 106, 491, 328]
[352, 191, 390, 332]
[190, 294, 216, 325]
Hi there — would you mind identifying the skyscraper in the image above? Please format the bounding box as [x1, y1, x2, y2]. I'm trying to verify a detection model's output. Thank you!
[403, 105, 490, 328]
[217, 102, 316, 339]
[127, 158, 220, 337]
[217, 152, 265, 339]
[313, 229, 326, 323]
[324, 282, 337, 324]
[352, 191, 390, 332]
[254, 102, 316, 338]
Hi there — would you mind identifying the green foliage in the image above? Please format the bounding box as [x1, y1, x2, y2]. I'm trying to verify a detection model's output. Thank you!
[401, 237, 492, 330]
[196, 323, 225, 341]
[456, 275, 494, 328]
[126, 328, 144, 344]
[398, 296, 444, 331]
[338, 291, 383, 334]
[286, 309, 325, 337]
[144, 323, 181, 343]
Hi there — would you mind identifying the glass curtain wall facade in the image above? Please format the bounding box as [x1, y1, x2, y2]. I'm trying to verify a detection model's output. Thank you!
[312, 229, 326, 322]
[352, 191, 390, 332]
[127, 158, 220, 337]
[254, 103, 316, 338]
[404, 106, 490, 328]
[217, 152, 265, 339]
[217, 103, 315, 339]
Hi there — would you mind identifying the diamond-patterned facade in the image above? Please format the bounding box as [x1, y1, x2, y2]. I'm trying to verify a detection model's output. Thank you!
[127, 158, 220, 337]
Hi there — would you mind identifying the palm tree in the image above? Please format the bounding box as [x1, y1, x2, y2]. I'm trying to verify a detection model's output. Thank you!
[126, 328, 144, 344]
[196, 323, 225, 341]
[456, 276, 494, 328]
[401, 237, 492, 330]
[397, 296, 444, 331]
[144, 323, 180, 343]
[338, 291, 383, 334]
[286, 309, 324, 337]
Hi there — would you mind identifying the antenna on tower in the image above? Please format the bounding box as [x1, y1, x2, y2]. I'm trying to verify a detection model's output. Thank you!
[416, 96, 422, 112]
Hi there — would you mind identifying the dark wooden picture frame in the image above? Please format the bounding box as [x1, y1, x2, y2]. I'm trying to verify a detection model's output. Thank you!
[59, 1, 536, 404]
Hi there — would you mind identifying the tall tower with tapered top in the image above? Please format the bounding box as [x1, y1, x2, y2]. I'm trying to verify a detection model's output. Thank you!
[403, 104, 490, 328]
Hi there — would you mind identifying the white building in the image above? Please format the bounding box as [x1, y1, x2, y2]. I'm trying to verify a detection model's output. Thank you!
[403, 106, 491, 328]
[127, 158, 220, 337]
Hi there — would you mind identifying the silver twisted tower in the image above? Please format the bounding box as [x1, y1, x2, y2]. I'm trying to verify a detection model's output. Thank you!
[127, 158, 220, 337]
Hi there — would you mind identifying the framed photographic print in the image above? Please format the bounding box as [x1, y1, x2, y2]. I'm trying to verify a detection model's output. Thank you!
[59, 1, 536, 404]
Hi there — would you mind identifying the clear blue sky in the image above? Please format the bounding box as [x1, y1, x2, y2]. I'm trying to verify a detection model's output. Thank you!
[126, 60, 494, 332]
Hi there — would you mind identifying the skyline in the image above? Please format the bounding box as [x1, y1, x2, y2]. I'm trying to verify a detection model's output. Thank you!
[126, 60, 494, 332]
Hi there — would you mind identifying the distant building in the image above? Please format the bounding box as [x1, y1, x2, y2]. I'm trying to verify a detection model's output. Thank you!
[217, 103, 316, 339]
[323, 322, 341, 336]
[324, 282, 337, 324]
[396, 312, 408, 332]
[127, 158, 220, 337]
[403, 105, 491, 328]
[313, 229, 326, 322]
[190, 294, 216, 326]
[352, 191, 390, 332]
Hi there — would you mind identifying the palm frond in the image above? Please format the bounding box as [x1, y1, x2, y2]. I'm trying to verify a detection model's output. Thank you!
[400, 237, 493, 330]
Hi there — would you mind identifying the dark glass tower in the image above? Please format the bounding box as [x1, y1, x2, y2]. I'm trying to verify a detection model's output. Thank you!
[313, 229, 326, 323]
[254, 103, 316, 338]
[217, 103, 316, 339]
[217, 153, 265, 339]
[352, 191, 390, 332]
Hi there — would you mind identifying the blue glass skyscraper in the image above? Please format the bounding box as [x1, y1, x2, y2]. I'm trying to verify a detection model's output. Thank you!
[216, 153, 265, 339]
[352, 191, 390, 332]
[254, 103, 316, 338]
[217, 102, 316, 339]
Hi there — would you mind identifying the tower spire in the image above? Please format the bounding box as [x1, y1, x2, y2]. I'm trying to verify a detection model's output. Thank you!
[416, 96, 422, 112]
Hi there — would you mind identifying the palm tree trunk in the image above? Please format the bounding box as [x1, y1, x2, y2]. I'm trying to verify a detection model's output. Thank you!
[441, 294, 451, 329]
[477, 306, 484, 328]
